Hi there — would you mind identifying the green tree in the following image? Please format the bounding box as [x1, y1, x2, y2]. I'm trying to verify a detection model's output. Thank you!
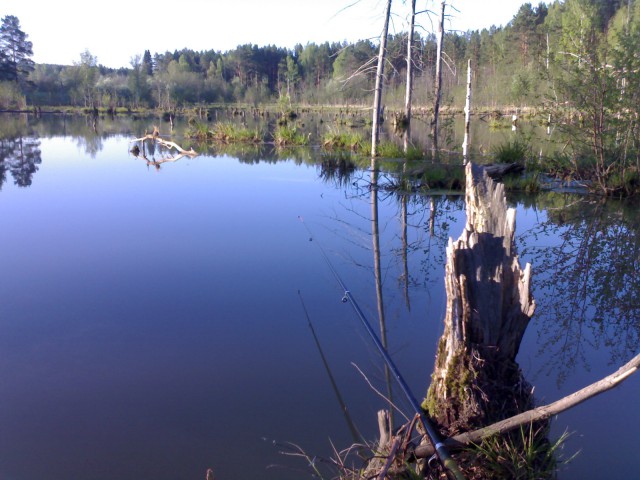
[547, 0, 633, 193]
[279, 54, 299, 101]
[128, 55, 151, 108]
[330, 40, 375, 103]
[71, 50, 99, 108]
[142, 50, 154, 76]
[0, 15, 34, 86]
[608, 1, 640, 186]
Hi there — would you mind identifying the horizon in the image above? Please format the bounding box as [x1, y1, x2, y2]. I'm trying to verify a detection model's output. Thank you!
[2, 0, 536, 69]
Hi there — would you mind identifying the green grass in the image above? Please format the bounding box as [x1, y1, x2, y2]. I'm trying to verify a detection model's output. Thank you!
[467, 423, 575, 480]
[488, 117, 511, 130]
[493, 138, 530, 164]
[186, 121, 263, 143]
[274, 125, 309, 146]
[418, 164, 465, 190]
[185, 121, 211, 140]
[502, 172, 541, 193]
[404, 146, 424, 161]
[322, 130, 365, 151]
[376, 141, 404, 158]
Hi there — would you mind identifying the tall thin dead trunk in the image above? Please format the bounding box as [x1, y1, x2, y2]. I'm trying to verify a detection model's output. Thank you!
[403, 0, 416, 154]
[431, 1, 445, 158]
[371, 0, 393, 157]
[462, 59, 472, 163]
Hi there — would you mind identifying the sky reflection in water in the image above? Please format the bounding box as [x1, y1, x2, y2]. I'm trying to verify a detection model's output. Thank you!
[0, 130, 638, 480]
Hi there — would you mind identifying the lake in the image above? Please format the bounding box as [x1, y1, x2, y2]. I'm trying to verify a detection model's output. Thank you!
[0, 112, 638, 480]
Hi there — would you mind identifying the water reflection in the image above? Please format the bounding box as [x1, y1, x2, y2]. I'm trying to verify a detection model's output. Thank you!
[517, 193, 640, 385]
[0, 113, 637, 480]
[0, 137, 42, 188]
[318, 153, 357, 188]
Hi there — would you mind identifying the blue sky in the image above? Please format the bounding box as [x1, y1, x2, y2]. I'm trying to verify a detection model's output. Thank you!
[2, 0, 532, 68]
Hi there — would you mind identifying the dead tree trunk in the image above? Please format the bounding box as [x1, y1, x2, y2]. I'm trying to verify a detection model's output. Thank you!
[424, 163, 536, 434]
[462, 59, 472, 163]
[371, 0, 393, 157]
[402, 0, 416, 154]
[431, 1, 445, 158]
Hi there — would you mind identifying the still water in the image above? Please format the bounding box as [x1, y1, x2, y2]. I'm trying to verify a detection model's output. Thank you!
[0, 114, 638, 480]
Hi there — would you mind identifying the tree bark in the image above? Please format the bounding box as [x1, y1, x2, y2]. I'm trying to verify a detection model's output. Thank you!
[371, 0, 393, 157]
[403, 0, 416, 154]
[431, 1, 445, 158]
[462, 59, 471, 163]
[424, 163, 535, 434]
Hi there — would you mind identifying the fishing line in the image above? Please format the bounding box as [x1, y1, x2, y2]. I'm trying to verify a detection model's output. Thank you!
[298, 215, 466, 480]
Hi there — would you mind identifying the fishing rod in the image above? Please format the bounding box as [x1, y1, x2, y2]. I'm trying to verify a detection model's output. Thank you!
[299, 217, 466, 480]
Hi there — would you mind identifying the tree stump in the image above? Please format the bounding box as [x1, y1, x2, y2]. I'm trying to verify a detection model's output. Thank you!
[424, 163, 536, 434]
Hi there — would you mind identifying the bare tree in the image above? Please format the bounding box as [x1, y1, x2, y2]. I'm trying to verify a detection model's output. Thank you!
[431, 1, 445, 157]
[403, 0, 417, 154]
[462, 59, 472, 163]
[371, 0, 393, 157]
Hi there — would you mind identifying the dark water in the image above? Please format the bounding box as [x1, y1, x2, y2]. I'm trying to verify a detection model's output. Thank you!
[0, 114, 638, 480]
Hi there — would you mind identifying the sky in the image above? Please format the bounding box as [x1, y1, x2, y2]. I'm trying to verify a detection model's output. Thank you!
[2, 0, 533, 69]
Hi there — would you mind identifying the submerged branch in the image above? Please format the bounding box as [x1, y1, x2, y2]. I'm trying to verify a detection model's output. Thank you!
[415, 352, 640, 458]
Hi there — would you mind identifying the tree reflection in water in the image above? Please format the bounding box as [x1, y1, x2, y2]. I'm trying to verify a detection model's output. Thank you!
[0, 137, 42, 188]
[517, 194, 640, 385]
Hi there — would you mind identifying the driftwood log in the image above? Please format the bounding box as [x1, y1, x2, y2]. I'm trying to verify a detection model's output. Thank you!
[129, 127, 198, 161]
[424, 162, 535, 433]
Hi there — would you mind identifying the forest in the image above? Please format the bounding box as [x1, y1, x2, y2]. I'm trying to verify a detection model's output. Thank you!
[2, 0, 640, 194]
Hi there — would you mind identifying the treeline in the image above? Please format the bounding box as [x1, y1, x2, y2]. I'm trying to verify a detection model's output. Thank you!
[2, 3, 551, 111]
[3, 1, 640, 193]
[0, 1, 630, 113]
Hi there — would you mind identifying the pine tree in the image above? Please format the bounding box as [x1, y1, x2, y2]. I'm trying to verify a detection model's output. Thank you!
[0, 15, 34, 85]
[142, 50, 154, 76]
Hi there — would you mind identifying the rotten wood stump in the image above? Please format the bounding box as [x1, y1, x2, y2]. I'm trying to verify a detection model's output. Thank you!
[424, 162, 535, 434]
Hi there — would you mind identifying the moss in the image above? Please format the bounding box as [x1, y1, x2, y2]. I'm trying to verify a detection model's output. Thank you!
[423, 345, 475, 419]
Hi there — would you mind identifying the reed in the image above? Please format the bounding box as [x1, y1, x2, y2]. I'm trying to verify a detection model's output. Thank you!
[274, 125, 309, 146]
[322, 130, 365, 151]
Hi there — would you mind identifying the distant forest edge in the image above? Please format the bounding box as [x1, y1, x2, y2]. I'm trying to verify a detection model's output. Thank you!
[0, 1, 633, 112]
[3, 1, 640, 195]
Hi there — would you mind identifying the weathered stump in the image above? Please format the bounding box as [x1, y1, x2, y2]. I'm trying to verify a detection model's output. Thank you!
[424, 163, 535, 434]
